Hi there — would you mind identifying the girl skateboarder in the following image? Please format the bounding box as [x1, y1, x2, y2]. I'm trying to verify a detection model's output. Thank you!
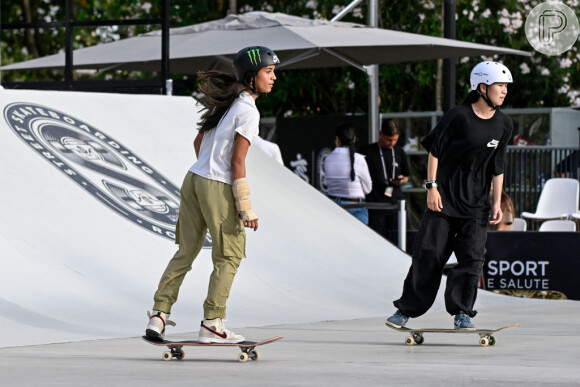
[145, 46, 280, 343]
[386, 62, 514, 330]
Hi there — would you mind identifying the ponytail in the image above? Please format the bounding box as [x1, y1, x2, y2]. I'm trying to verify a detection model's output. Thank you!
[462, 89, 481, 105]
[348, 146, 356, 181]
[335, 123, 358, 182]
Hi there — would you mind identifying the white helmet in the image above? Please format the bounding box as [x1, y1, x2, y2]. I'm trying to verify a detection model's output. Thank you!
[470, 62, 513, 90]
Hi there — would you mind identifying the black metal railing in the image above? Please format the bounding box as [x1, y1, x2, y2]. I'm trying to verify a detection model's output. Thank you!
[504, 146, 579, 216]
[1, 0, 170, 94]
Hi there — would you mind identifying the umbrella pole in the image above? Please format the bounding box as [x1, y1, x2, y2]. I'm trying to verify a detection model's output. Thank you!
[330, 0, 365, 22]
[368, 0, 379, 144]
[443, 0, 456, 111]
[330, 0, 379, 143]
[368, 65, 379, 143]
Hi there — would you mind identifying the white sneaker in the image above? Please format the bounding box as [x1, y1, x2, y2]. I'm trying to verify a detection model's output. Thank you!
[198, 318, 245, 344]
[145, 310, 175, 340]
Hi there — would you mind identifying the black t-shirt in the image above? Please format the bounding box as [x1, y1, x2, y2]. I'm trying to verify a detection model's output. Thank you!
[359, 143, 410, 203]
[421, 104, 513, 219]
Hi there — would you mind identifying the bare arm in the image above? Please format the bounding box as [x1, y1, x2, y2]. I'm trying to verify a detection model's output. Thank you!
[194, 131, 204, 158]
[231, 134, 249, 180]
[489, 174, 504, 225]
[426, 152, 443, 212]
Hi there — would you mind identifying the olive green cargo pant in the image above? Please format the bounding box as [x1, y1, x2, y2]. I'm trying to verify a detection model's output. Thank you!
[153, 172, 246, 319]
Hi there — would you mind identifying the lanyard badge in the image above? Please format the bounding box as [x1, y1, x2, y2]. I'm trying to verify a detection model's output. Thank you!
[379, 144, 396, 195]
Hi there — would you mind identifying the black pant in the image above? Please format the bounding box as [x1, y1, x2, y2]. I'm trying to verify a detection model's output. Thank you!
[368, 209, 398, 245]
[393, 211, 488, 318]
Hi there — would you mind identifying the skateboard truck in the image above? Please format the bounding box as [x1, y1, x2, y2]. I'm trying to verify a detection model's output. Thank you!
[164, 346, 185, 361]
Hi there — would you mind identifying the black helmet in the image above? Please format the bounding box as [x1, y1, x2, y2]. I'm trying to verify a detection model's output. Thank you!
[233, 46, 280, 92]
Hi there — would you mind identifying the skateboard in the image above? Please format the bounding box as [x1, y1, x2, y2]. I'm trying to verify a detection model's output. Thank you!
[386, 323, 518, 346]
[142, 335, 283, 362]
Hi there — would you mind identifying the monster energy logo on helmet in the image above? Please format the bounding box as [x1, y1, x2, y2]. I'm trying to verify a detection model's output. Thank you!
[233, 45, 280, 83]
[247, 48, 262, 66]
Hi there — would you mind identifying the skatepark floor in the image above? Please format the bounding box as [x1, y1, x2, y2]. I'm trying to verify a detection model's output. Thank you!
[1, 300, 579, 386]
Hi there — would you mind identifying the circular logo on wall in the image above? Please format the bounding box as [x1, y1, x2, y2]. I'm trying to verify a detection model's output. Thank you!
[317, 147, 331, 193]
[525, 2, 579, 56]
[3, 102, 211, 247]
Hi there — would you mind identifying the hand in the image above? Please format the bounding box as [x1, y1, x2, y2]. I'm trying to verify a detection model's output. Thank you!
[240, 215, 258, 231]
[427, 188, 443, 212]
[488, 205, 502, 225]
[389, 176, 408, 186]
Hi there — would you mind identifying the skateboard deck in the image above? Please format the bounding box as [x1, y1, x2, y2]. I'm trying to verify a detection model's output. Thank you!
[142, 335, 283, 362]
[386, 323, 518, 346]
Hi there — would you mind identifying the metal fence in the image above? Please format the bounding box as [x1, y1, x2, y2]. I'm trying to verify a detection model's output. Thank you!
[504, 146, 579, 216]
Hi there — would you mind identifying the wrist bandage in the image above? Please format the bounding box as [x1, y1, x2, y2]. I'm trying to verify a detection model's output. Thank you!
[232, 178, 258, 222]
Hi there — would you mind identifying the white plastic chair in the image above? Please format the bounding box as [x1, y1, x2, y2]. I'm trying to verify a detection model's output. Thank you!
[521, 178, 579, 228]
[538, 220, 577, 232]
[512, 217, 527, 231]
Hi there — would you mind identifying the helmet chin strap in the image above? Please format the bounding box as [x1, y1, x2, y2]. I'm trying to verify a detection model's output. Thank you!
[247, 76, 268, 98]
[476, 87, 499, 110]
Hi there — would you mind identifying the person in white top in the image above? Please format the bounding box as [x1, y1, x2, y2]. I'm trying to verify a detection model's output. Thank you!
[146, 46, 280, 344]
[324, 123, 372, 224]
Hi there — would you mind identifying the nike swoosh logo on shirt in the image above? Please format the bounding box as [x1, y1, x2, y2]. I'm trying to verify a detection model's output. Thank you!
[487, 140, 499, 148]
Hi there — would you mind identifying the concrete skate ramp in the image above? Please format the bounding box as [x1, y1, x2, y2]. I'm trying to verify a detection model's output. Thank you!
[0, 89, 522, 348]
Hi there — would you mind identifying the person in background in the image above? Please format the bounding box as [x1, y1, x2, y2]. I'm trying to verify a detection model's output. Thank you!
[324, 123, 372, 224]
[360, 119, 410, 244]
[488, 191, 515, 231]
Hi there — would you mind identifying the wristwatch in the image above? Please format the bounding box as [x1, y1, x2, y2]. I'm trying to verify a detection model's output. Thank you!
[425, 180, 438, 190]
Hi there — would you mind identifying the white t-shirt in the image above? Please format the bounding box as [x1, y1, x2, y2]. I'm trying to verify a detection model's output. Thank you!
[324, 147, 372, 199]
[190, 92, 259, 184]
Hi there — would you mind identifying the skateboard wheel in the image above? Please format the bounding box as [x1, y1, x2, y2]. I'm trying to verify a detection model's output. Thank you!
[162, 351, 172, 361]
[489, 336, 496, 346]
[405, 336, 415, 346]
[238, 352, 249, 362]
[479, 337, 489, 347]
[175, 349, 185, 360]
[249, 350, 260, 361]
[415, 335, 424, 345]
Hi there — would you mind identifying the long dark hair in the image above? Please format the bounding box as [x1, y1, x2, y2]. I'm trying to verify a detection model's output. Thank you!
[196, 70, 247, 133]
[335, 123, 357, 181]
